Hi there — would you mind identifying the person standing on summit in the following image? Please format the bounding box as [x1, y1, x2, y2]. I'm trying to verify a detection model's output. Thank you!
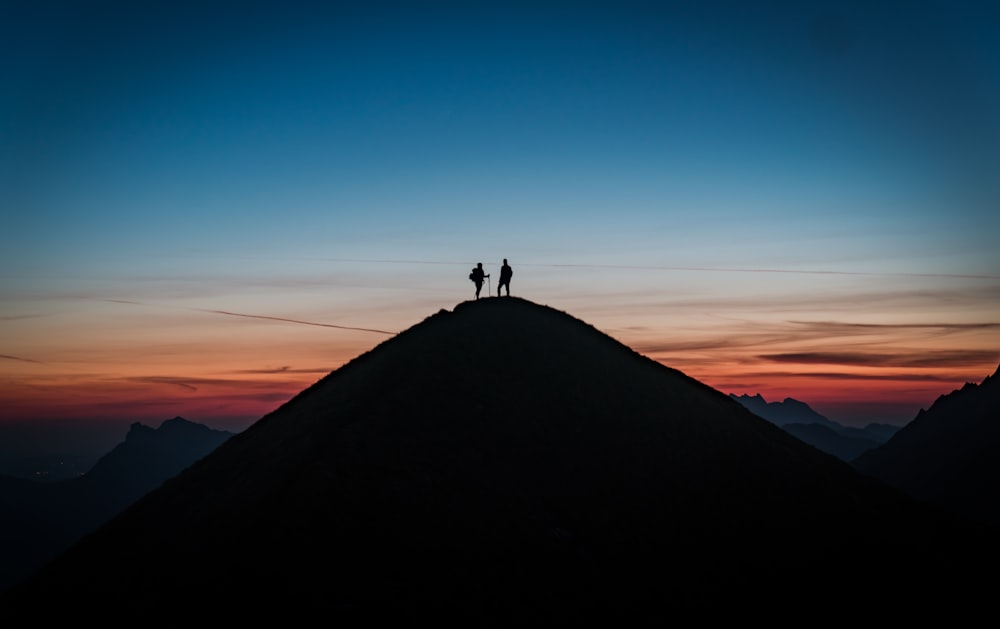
[498, 258, 513, 297]
[469, 262, 489, 300]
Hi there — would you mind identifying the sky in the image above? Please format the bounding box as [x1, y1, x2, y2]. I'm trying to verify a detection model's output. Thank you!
[2, 0, 999, 444]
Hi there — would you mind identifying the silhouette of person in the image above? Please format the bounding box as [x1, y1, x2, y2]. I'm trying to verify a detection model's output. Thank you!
[498, 258, 512, 297]
[470, 262, 489, 299]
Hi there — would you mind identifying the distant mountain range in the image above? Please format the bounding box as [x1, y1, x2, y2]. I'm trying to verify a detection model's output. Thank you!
[729, 393, 900, 461]
[733, 370, 1000, 530]
[3, 297, 995, 623]
[0, 417, 233, 593]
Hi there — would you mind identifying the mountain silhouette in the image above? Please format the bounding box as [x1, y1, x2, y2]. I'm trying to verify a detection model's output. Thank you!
[2, 298, 995, 623]
[729, 393, 839, 428]
[853, 363, 1000, 529]
[0, 417, 233, 593]
[730, 393, 898, 460]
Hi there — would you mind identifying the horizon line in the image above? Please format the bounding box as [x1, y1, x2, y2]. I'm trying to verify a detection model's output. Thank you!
[299, 258, 1000, 280]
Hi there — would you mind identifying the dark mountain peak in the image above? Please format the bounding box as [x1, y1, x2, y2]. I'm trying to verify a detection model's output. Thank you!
[4, 298, 995, 621]
[159, 416, 192, 428]
[730, 391, 834, 429]
[780, 396, 809, 409]
[731, 392, 766, 402]
[121, 416, 228, 448]
[913, 364, 1000, 423]
[123, 421, 155, 442]
[83, 418, 234, 489]
[157, 416, 227, 439]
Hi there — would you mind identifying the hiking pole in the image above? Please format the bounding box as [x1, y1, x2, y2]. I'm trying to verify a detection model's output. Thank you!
[487, 273, 491, 296]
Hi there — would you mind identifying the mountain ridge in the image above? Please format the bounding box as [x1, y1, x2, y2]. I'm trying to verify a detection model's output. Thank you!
[729, 392, 898, 460]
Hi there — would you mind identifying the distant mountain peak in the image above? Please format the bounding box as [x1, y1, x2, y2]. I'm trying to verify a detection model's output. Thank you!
[728, 392, 831, 426]
[123, 422, 155, 442]
[780, 397, 809, 407]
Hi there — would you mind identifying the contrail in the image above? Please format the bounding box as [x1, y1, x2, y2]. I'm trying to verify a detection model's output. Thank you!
[102, 299, 396, 335]
[195, 309, 396, 335]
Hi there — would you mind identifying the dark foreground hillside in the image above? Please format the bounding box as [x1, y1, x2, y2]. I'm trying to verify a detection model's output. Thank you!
[3, 298, 995, 623]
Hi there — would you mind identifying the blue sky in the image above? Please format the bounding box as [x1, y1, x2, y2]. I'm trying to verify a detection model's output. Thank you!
[2, 0, 999, 432]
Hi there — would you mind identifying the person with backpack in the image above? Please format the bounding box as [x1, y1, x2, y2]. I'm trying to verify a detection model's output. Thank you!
[469, 262, 489, 299]
[498, 258, 513, 297]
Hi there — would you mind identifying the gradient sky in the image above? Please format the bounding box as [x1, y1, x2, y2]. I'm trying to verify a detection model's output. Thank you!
[2, 0, 999, 436]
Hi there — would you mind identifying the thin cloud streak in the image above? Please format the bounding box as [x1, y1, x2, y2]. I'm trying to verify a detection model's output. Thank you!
[790, 321, 1000, 332]
[129, 377, 198, 392]
[631, 317, 1000, 355]
[304, 258, 1000, 280]
[120, 375, 276, 390]
[233, 367, 332, 375]
[578, 287, 1000, 329]
[761, 350, 1000, 368]
[547, 264, 1000, 281]
[633, 335, 792, 354]
[197, 309, 396, 335]
[0, 354, 42, 364]
[717, 370, 987, 383]
[98, 298, 397, 335]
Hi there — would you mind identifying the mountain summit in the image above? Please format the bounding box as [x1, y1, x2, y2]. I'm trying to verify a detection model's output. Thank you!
[3, 298, 994, 622]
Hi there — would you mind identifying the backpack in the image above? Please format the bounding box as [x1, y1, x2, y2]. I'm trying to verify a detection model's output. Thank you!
[469, 270, 475, 281]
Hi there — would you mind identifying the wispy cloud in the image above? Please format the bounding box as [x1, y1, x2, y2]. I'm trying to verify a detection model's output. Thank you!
[117, 372, 324, 392]
[233, 366, 332, 375]
[123, 377, 200, 391]
[0, 354, 41, 363]
[121, 375, 258, 391]
[633, 335, 790, 354]
[713, 370, 980, 384]
[789, 321, 1000, 333]
[103, 299, 143, 305]
[631, 317, 1000, 357]
[760, 350, 1000, 368]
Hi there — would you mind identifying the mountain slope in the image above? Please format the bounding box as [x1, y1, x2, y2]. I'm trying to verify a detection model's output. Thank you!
[782, 422, 882, 461]
[853, 363, 1000, 528]
[730, 393, 839, 428]
[3, 299, 994, 622]
[0, 417, 233, 593]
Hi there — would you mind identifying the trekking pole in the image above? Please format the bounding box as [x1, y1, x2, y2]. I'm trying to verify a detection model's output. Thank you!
[487, 273, 491, 296]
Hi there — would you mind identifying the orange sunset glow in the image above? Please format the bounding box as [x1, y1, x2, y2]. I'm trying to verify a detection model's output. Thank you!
[2, 2, 998, 437]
